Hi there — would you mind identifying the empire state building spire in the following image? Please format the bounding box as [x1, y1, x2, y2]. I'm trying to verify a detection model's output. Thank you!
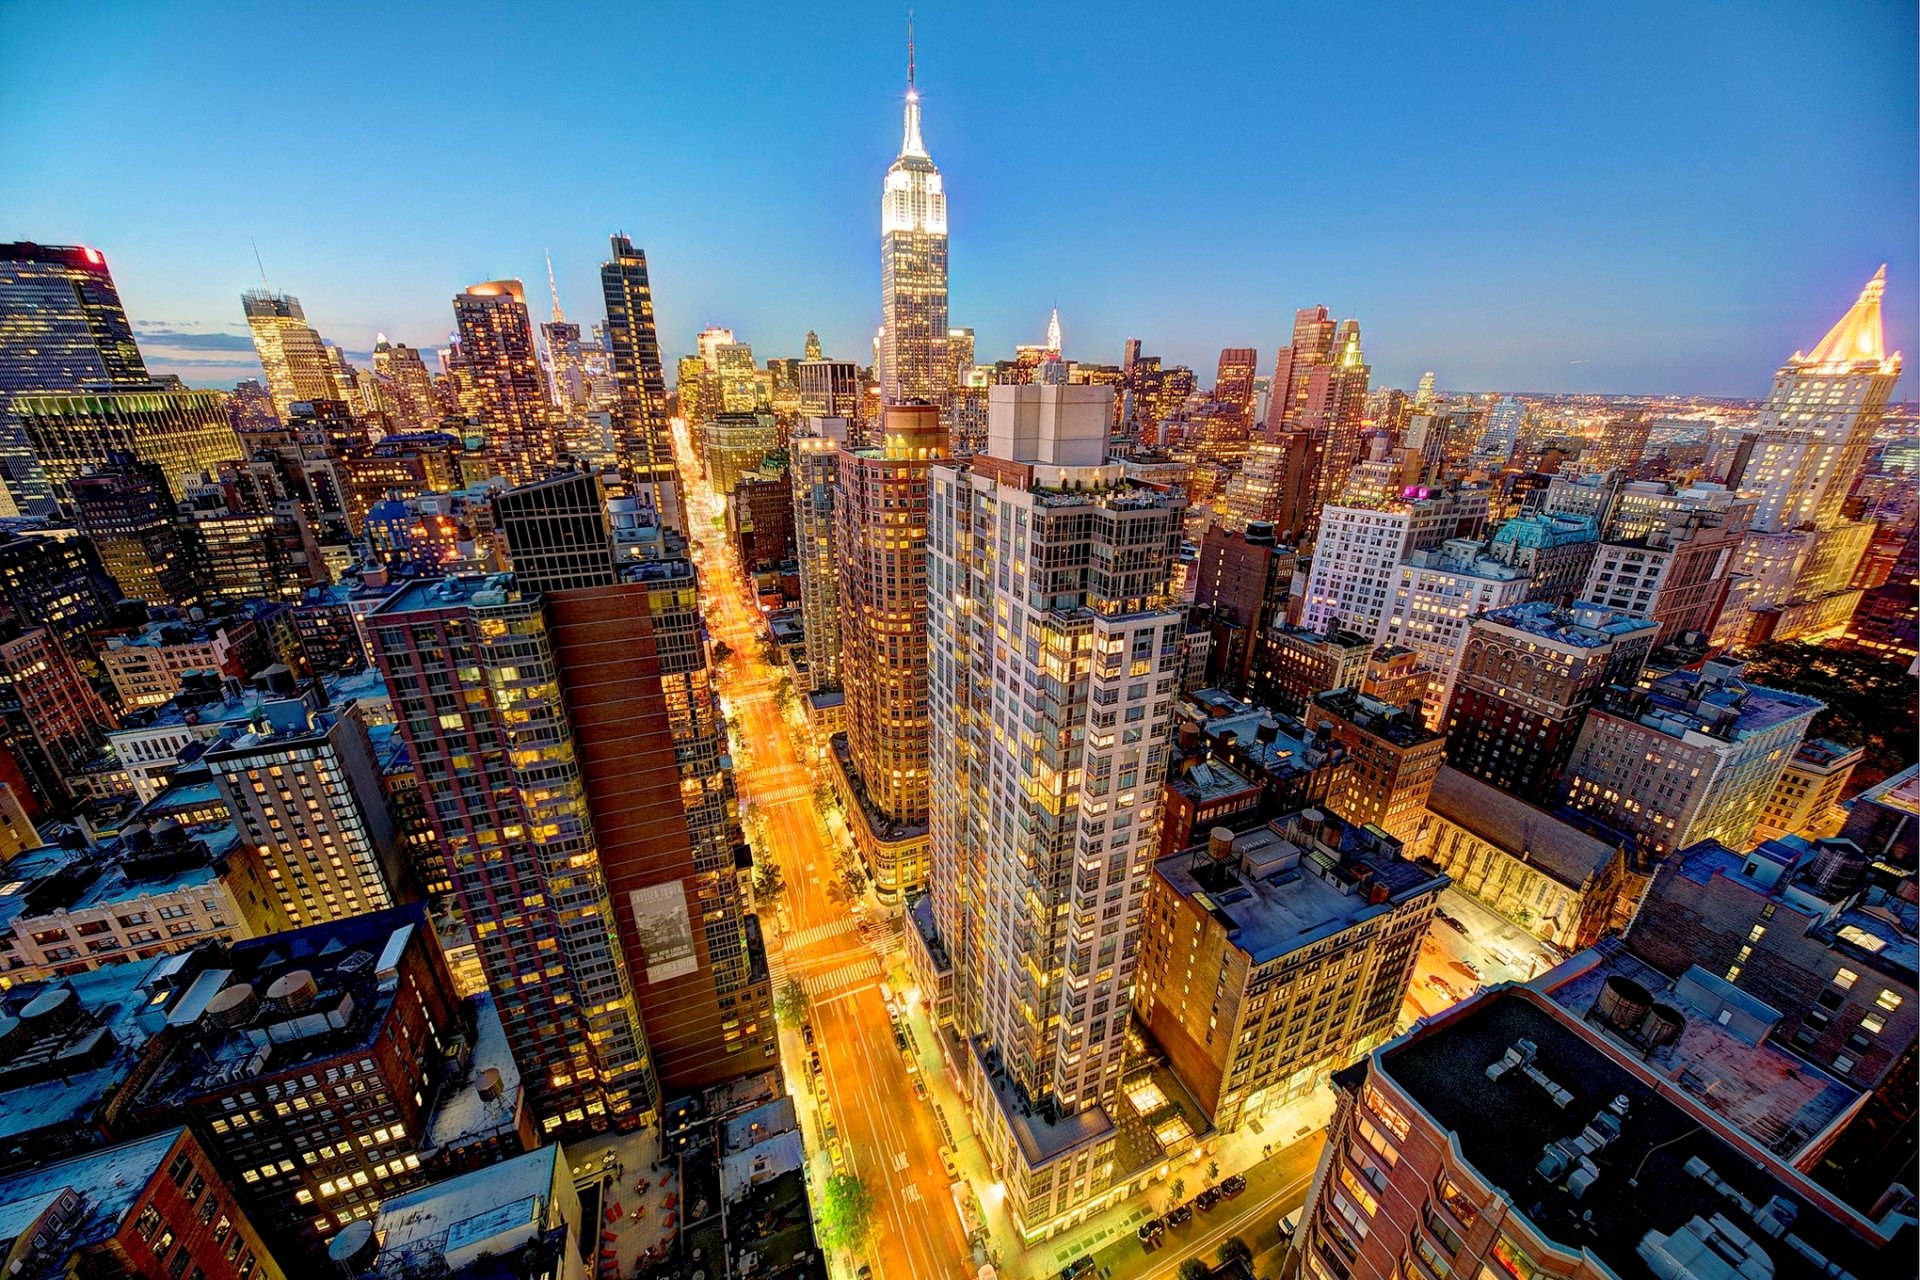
[879, 14, 949, 405]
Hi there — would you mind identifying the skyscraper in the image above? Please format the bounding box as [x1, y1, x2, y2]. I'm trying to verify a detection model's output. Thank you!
[1730, 269, 1903, 642]
[452, 280, 555, 484]
[242, 290, 342, 420]
[878, 31, 949, 405]
[832, 403, 945, 899]
[599, 235, 682, 537]
[790, 422, 845, 693]
[1213, 345, 1258, 429]
[916, 383, 1187, 1238]
[371, 336, 443, 432]
[70, 451, 204, 605]
[0, 242, 151, 516]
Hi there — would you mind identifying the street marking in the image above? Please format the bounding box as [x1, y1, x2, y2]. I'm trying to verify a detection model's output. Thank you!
[811, 980, 880, 1009]
[785, 917, 859, 950]
[892, 1151, 910, 1172]
[804, 956, 882, 995]
[902, 1184, 921, 1203]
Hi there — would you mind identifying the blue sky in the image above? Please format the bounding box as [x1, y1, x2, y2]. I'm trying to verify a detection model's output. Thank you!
[1, 0, 1913, 397]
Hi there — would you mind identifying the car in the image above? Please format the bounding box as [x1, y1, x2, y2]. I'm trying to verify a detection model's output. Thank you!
[802, 1023, 815, 1045]
[1195, 1187, 1222, 1212]
[912, 1076, 928, 1101]
[858, 1266, 873, 1280]
[1138, 1217, 1164, 1244]
[1060, 1256, 1094, 1280]
[1435, 910, 1469, 935]
[1450, 960, 1483, 981]
[1278, 1208, 1302, 1243]
[1166, 1204, 1193, 1227]
[1220, 1173, 1246, 1197]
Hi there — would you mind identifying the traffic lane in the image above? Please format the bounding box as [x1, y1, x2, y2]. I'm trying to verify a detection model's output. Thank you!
[815, 982, 970, 1279]
[1116, 1138, 1322, 1280]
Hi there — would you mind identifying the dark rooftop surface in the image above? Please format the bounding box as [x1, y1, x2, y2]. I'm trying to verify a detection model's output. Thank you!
[1384, 990, 1897, 1280]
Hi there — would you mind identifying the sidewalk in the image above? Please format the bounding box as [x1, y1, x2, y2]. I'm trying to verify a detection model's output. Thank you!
[883, 951, 1332, 1280]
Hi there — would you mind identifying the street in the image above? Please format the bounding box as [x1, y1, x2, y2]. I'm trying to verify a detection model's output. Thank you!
[675, 422, 974, 1280]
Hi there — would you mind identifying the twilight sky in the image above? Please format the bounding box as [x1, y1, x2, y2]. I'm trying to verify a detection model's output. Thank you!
[1, 1, 1913, 398]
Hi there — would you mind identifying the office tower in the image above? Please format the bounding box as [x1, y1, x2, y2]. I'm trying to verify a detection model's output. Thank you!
[1626, 836, 1916, 1197]
[1269, 305, 1338, 429]
[878, 38, 949, 404]
[803, 329, 823, 360]
[1252, 623, 1374, 717]
[917, 383, 1187, 1238]
[1376, 539, 1529, 728]
[712, 341, 759, 412]
[1842, 530, 1918, 661]
[1480, 394, 1526, 460]
[206, 695, 403, 928]
[451, 280, 556, 485]
[370, 336, 443, 432]
[0, 527, 120, 654]
[1413, 368, 1436, 406]
[71, 451, 204, 605]
[1416, 767, 1630, 950]
[1730, 270, 1903, 642]
[0, 1129, 286, 1280]
[1485, 511, 1600, 607]
[1751, 738, 1863, 844]
[541, 318, 587, 409]
[1294, 981, 1903, 1280]
[1137, 813, 1445, 1131]
[833, 403, 945, 900]
[1301, 320, 1373, 520]
[791, 422, 845, 693]
[676, 354, 715, 427]
[13, 382, 241, 503]
[369, 574, 657, 1134]
[599, 235, 682, 536]
[0, 242, 152, 516]
[241, 290, 342, 420]
[1580, 486, 1751, 643]
[797, 357, 862, 423]
[1220, 430, 1315, 539]
[1311, 687, 1446, 843]
[1562, 659, 1822, 868]
[701, 410, 778, 495]
[1443, 601, 1658, 801]
[1213, 345, 1259, 429]
[492, 468, 619, 593]
[1191, 522, 1294, 691]
[947, 326, 975, 385]
[0, 623, 111, 816]
[1298, 488, 1478, 638]
[695, 326, 736, 369]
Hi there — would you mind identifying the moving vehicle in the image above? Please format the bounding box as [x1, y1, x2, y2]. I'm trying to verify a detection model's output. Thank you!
[1279, 1208, 1302, 1243]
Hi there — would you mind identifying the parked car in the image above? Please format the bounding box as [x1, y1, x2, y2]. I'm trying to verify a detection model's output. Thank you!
[1166, 1203, 1193, 1227]
[1061, 1256, 1094, 1280]
[1436, 910, 1469, 935]
[1195, 1187, 1223, 1212]
[1279, 1208, 1302, 1243]
[1221, 1173, 1246, 1198]
[1450, 960, 1483, 981]
[1137, 1218, 1165, 1244]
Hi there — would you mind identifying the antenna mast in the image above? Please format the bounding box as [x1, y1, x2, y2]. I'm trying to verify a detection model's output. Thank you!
[908, 9, 915, 88]
[250, 238, 271, 294]
[545, 248, 564, 324]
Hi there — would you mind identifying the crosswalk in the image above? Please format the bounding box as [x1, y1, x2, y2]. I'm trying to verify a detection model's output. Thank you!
[785, 918, 858, 950]
[803, 956, 884, 995]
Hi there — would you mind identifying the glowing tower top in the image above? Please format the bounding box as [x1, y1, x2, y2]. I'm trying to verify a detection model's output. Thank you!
[879, 14, 949, 405]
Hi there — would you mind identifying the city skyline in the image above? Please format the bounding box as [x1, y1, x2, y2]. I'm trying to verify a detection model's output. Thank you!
[2, 2, 1913, 397]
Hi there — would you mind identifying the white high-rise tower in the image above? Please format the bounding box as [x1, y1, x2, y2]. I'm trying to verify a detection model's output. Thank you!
[879, 20, 949, 405]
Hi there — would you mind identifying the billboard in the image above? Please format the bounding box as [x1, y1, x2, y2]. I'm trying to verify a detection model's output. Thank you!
[629, 882, 698, 983]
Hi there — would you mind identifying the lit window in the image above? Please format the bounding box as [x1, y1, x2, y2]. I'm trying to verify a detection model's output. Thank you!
[1833, 968, 1858, 990]
[1877, 990, 1903, 1012]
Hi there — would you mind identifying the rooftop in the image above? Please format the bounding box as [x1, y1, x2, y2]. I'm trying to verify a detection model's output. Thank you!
[132, 903, 430, 1110]
[970, 1034, 1115, 1166]
[1538, 942, 1863, 1161]
[1612, 661, 1825, 741]
[1851, 763, 1919, 818]
[1312, 686, 1442, 748]
[1426, 767, 1622, 890]
[1381, 987, 1899, 1280]
[1156, 812, 1447, 965]
[1490, 512, 1600, 549]
[0, 822, 236, 927]
[1478, 599, 1658, 648]
[354, 1144, 570, 1280]
[0, 1128, 188, 1268]
[422, 993, 525, 1159]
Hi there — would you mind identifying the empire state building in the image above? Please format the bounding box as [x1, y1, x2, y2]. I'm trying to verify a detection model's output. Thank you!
[879, 35, 949, 405]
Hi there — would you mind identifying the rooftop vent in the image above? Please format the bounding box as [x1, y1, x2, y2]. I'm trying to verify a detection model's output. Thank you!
[264, 969, 318, 1013]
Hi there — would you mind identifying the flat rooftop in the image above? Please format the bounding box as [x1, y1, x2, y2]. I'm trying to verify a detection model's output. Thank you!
[1382, 989, 1895, 1280]
[1538, 944, 1861, 1160]
[0, 1128, 186, 1258]
[1479, 599, 1657, 647]
[1156, 817, 1446, 965]
[362, 1144, 566, 1277]
[1644, 669, 1824, 738]
[1427, 767, 1619, 889]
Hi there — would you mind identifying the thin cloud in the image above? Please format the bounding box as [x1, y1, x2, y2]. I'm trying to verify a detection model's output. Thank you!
[137, 328, 257, 353]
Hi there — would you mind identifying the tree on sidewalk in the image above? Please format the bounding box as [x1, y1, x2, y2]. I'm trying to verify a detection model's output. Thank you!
[1177, 1259, 1213, 1280]
[1207, 1159, 1220, 1183]
[775, 977, 809, 1026]
[1167, 1176, 1186, 1210]
[1218, 1236, 1254, 1268]
[816, 1171, 877, 1254]
[752, 859, 787, 901]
